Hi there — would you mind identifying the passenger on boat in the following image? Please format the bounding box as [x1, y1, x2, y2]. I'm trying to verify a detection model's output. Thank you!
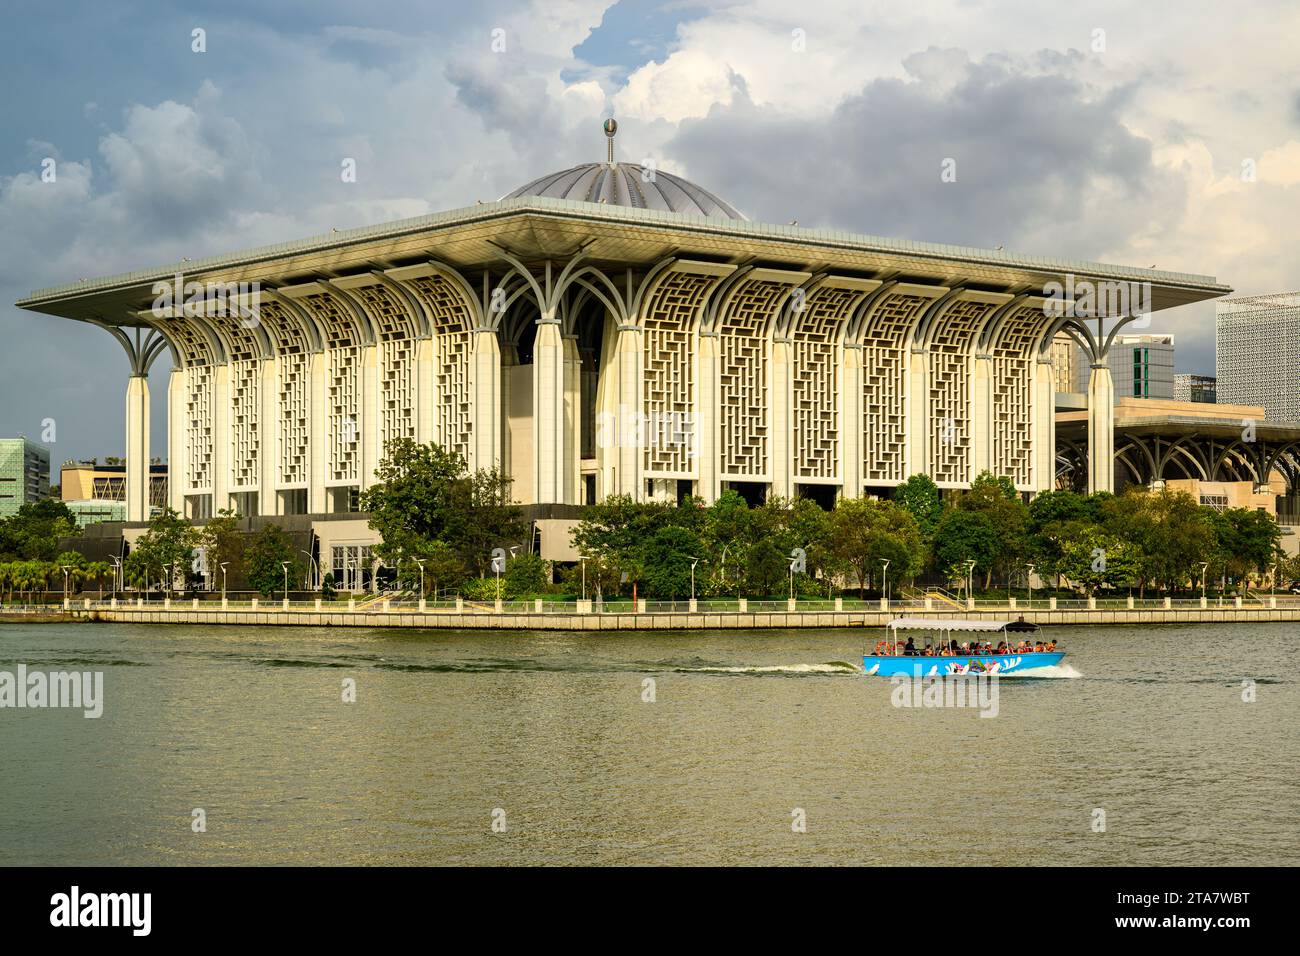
[903, 637, 917, 656]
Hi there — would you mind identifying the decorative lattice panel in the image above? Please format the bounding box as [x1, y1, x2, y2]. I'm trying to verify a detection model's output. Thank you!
[279, 351, 309, 485]
[257, 300, 310, 355]
[328, 346, 360, 482]
[217, 320, 260, 362]
[990, 305, 1052, 486]
[229, 358, 259, 489]
[406, 275, 474, 459]
[167, 317, 213, 366]
[642, 271, 716, 475]
[861, 293, 929, 482]
[929, 299, 996, 483]
[186, 364, 213, 490]
[352, 283, 418, 341]
[791, 287, 856, 480]
[380, 337, 415, 449]
[719, 280, 785, 478]
[305, 292, 361, 348]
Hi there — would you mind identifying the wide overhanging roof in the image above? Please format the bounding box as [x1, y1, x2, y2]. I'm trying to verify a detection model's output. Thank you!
[888, 618, 1013, 632]
[16, 195, 1231, 326]
[1058, 415, 1300, 441]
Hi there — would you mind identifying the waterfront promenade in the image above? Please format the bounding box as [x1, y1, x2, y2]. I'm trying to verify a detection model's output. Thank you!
[10, 594, 1300, 629]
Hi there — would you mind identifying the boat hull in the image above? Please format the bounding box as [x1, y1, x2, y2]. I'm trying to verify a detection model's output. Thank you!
[862, 652, 1065, 677]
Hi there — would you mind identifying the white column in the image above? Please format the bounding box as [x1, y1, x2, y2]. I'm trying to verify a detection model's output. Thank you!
[696, 332, 720, 502]
[1034, 358, 1056, 493]
[259, 357, 278, 516]
[472, 329, 501, 472]
[614, 324, 641, 498]
[533, 317, 564, 504]
[1087, 363, 1115, 493]
[770, 338, 793, 499]
[563, 334, 581, 505]
[308, 352, 327, 514]
[167, 368, 185, 514]
[359, 344, 379, 490]
[840, 345, 862, 500]
[415, 337, 435, 447]
[971, 353, 993, 479]
[906, 347, 928, 479]
[125, 374, 150, 522]
[211, 363, 231, 514]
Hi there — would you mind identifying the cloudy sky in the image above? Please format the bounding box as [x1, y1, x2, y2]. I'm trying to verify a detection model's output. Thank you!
[3, 0, 1298, 471]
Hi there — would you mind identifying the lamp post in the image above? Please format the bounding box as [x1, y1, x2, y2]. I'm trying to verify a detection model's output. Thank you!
[414, 558, 426, 600]
[1026, 563, 1035, 608]
[580, 556, 587, 601]
[1199, 561, 1209, 603]
[879, 558, 890, 608]
[220, 561, 228, 606]
[688, 557, 699, 603]
[281, 560, 290, 604]
[300, 550, 317, 590]
[61, 565, 71, 608]
[964, 559, 976, 602]
[788, 557, 797, 603]
[166, 562, 175, 600]
[109, 555, 122, 601]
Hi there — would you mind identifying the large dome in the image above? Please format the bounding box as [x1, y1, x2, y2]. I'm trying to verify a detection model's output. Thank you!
[503, 161, 747, 221]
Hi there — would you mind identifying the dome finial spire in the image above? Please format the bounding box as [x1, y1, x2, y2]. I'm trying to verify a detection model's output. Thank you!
[602, 117, 618, 164]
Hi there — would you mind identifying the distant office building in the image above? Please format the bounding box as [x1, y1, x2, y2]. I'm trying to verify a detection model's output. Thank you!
[61, 460, 168, 511]
[1173, 373, 1217, 404]
[0, 437, 51, 518]
[1048, 332, 1080, 393]
[1079, 333, 1174, 399]
[1217, 292, 1300, 421]
[65, 499, 128, 528]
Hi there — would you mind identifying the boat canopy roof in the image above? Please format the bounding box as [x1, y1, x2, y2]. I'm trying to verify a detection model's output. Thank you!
[887, 618, 1012, 632]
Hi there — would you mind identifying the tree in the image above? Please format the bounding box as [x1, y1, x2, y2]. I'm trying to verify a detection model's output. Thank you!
[1103, 488, 1215, 593]
[894, 474, 943, 540]
[1055, 525, 1140, 595]
[245, 525, 302, 597]
[639, 525, 703, 599]
[828, 497, 925, 598]
[1207, 507, 1281, 588]
[956, 471, 1029, 588]
[0, 499, 78, 561]
[200, 508, 245, 589]
[932, 509, 1000, 590]
[361, 438, 526, 578]
[128, 508, 198, 592]
[745, 538, 788, 597]
[503, 552, 550, 599]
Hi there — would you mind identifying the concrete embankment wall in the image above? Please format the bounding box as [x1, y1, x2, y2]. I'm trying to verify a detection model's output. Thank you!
[81, 606, 1300, 629]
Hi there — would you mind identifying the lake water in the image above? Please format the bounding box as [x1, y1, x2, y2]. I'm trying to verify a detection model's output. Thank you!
[1, 620, 1296, 865]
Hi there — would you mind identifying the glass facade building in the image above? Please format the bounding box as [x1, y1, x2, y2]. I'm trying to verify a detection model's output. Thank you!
[0, 437, 51, 518]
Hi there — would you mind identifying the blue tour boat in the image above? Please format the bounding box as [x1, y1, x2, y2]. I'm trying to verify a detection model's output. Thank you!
[863, 617, 1065, 677]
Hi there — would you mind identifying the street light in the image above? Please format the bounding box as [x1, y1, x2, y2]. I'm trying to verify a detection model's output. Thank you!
[1200, 561, 1209, 602]
[300, 549, 317, 589]
[964, 559, 976, 602]
[879, 558, 890, 608]
[220, 561, 229, 605]
[580, 556, 587, 601]
[61, 565, 71, 607]
[414, 557, 426, 599]
[109, 555, 122, 601]
[281, 560, 291, 603]
[1026, 563, 1036, 608]
[688, 557, 699, 603]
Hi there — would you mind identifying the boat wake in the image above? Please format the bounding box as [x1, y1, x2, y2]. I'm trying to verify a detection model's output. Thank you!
[1006, 662, 1083, 679]
[683, 661, 860, 675]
